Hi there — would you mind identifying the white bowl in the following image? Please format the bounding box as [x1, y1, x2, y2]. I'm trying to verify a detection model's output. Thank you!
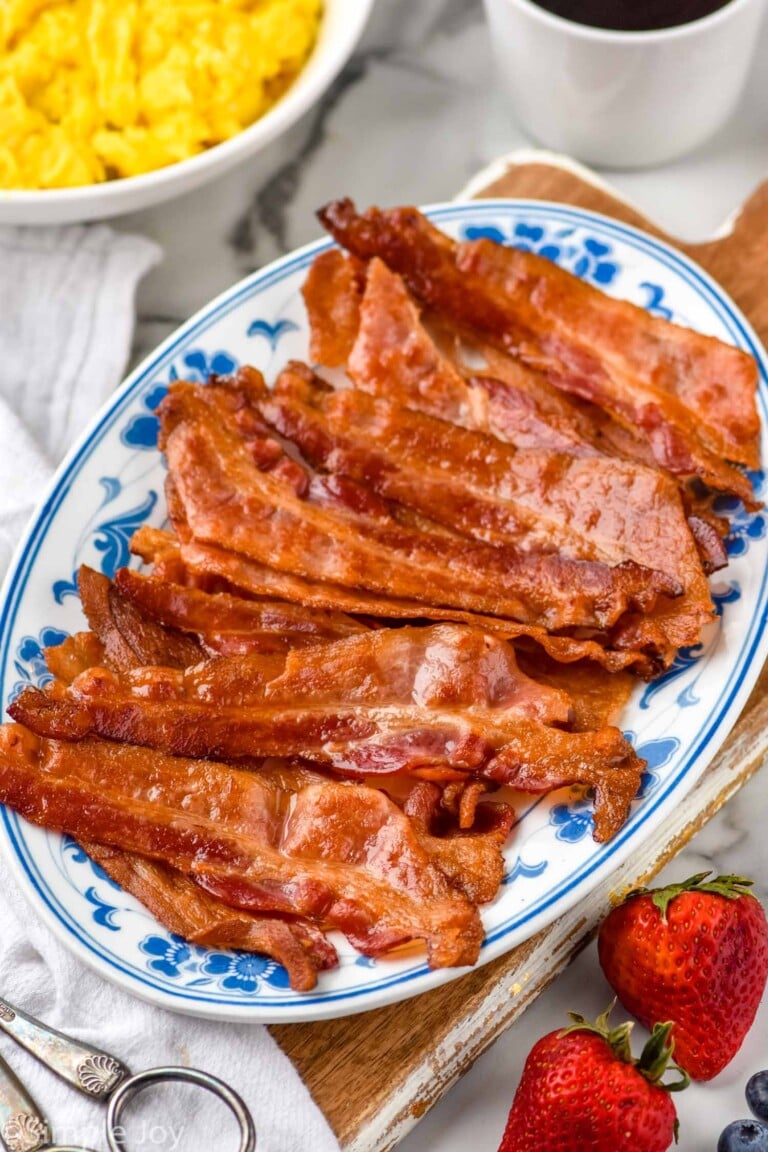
[0, 0, 374, 226]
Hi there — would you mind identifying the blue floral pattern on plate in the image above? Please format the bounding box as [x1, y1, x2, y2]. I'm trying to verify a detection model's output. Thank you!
[137, 934, 293, 993]
[92, 491, 158, 576]
[503, 856, 548, 885]
[2, 200, 767, 1021]
[62, 836, 122, 889]
[120, 349, 239, 451]
[247, 318, 300, 348]
[84, 887, 121, 931]
[461, 221, 619, 287]
[631, 737, 681, 799]
[51, 477, 160, 605]
[141, 934, 192, 979]
[550, 797, 594, 843]
[9, 627, 69, 700]
[713, 475, 767, 558]
[201, 952, 292, 993]
[638, 282, 675, 320]
[547, 733, 682, 834]
[121, 385, 169, 451]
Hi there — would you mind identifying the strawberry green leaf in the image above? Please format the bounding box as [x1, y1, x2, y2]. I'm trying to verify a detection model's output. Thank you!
[562, 1003, 634, 1064]
[562, 1008, 689, 1092]
[637, 1022, 690, 1091]
[646, 872, 756, 921]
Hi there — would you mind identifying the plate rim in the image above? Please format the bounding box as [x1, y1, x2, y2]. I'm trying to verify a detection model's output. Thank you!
[2, 197, 767, 1023]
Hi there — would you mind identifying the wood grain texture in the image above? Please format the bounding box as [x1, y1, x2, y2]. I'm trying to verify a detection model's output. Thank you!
[270, 157, 768, 1151]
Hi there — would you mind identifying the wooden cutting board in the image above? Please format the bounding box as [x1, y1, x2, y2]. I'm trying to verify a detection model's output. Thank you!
[269, 155, 768, 1152]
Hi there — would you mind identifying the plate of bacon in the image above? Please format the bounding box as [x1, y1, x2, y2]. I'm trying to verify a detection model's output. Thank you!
[0, 198, 766, 1022]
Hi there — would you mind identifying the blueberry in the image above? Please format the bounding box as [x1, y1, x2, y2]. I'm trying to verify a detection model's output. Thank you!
[748, 1072, 768, 1124]
[718, 1120, 768, 1151]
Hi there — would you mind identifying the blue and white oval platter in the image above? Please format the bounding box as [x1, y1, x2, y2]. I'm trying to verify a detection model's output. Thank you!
[2, 200, 767, 1022]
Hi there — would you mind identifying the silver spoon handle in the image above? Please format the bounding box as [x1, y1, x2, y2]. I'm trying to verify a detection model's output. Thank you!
[0, 1051, 50, 1152]
[0, 1000, 129, 1102]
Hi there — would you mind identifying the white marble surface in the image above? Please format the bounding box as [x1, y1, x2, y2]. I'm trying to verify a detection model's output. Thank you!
[117, 2, 768, 1148]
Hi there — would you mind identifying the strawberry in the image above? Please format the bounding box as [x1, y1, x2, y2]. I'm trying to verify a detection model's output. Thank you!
[497, 1005, 686, 1151]
[598, 872, 768, 1081]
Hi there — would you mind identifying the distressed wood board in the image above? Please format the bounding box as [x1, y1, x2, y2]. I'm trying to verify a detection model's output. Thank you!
[270, 155, 768, 1151]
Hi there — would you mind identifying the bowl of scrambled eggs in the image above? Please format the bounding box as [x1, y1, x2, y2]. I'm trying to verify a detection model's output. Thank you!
[0, 0, 373, 224]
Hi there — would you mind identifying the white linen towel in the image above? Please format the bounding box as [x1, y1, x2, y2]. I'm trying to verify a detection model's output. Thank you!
[0, 225, 342, 1152]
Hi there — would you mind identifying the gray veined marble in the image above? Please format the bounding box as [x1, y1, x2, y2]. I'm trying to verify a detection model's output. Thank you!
[118, 1, 768, 1147]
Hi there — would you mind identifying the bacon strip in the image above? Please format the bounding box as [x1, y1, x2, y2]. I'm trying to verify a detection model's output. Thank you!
[80, 841, 336, 991]
[342, 260, 731, 576]
[130, 526, 664, 677]
[348, 257, 600, 456]
[10, 626, 644, 841]
[318, 201, 758, 505]
[459, 239, 760, 469]
[46, 619, 338, 989]
[10, 686, 640, 842]
[113, 567, 368, 656]
[200, 759, 513, 903]
[515, 650, 635, 733]
[79, 565, 203, 671]
[261, 364, 711, 657]
[44, 632, 106, 685]
[263, 364, 671, 561]
[158, 377, 677, 632]
[0, 726, 483, 968]
[258, 624, 573, 721]
[301, 248, 363, 367]
[403, 782, 513, 904]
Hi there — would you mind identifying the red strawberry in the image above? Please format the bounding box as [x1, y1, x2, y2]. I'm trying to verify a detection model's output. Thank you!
[598, 872, 768, 1080]
[497, 1006, 686, 1151]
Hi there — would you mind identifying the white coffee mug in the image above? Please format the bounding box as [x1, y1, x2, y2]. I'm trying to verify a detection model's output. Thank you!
[483, 0, 766, 168]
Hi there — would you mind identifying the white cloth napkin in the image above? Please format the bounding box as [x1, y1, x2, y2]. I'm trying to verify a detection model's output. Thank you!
[0, 225, 342, 1152]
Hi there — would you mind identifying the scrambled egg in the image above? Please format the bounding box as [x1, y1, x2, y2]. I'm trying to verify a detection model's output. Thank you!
[0, 0, 322, 189]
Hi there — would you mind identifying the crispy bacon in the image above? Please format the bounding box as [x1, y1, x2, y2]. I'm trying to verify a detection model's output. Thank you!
[515, 651, 635, 732]
[266, 368, 711, 657]
[129, 526, 664, 677]
[348, 257, 600, 456]
[458, 240, 760, 469]
[113, 567, 368, 656]
[318, 201, 758, 505]
[347, 257, 476, 426]
[403, 781, 513, 903]
[260, 624, 573, 721]
[301, 248, 363, 367]
[81, 841, 336, 991]
[261, 364, 713, 658]
[5, 202, 762, 992]
[44, 632, 105, 685]
[0, 726, 483, 968]
[461, 238, 760, 503]
[344, 261, 726, 576]
[78, 565, 203, 671]
[204, 758, 511, 900]
[10, 625, 644, 840]
[263, 364, 662, 560]
[158, 377, 678, 632]
[687, 515, 729, 574]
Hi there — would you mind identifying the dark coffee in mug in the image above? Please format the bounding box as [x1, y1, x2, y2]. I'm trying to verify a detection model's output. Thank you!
[531, 0, 733, 31]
